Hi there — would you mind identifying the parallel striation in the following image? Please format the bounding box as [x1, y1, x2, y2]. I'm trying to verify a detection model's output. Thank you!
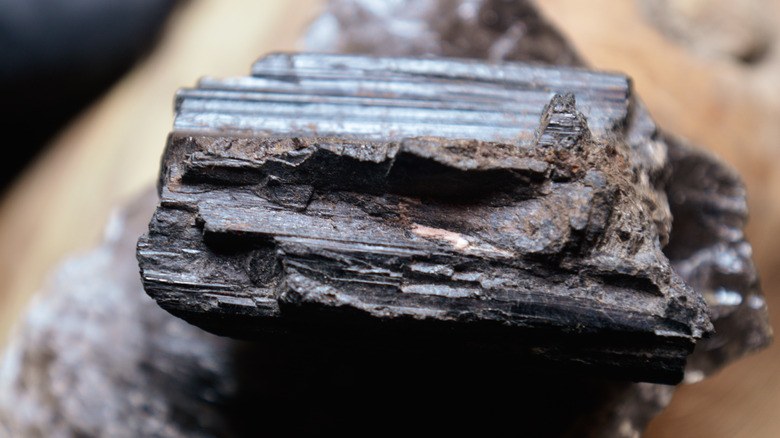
[138, 53, 714, 384]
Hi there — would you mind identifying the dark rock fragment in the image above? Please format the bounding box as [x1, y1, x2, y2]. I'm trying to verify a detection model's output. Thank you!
[0, 191, 676, 437]
[138, 53, 715, 384]
[0, 1, 771, 438]
[309, 0, 772, 385]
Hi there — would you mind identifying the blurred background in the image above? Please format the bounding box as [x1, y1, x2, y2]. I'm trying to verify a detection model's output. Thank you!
[0, 0, 778, 436]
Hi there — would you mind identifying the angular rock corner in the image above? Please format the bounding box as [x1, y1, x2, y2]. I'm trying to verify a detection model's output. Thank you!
[135, 52, 743, 385]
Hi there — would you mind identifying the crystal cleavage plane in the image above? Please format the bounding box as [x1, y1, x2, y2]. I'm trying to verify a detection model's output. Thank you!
[137, 53, 714, 384]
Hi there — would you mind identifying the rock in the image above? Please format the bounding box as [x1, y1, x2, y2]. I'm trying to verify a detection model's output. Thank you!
[138, 52, 713, 384]
[663, 133, 773, 381]
[304, 0, 584, 65]
[0, 1, 771, 437]
[0, 190, 677, 437]
[307, 0, 772, 387]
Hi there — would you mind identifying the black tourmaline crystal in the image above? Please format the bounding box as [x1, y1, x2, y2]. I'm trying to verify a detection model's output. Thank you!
[137, 53, 715, 384]
[2, 1, 770, 437]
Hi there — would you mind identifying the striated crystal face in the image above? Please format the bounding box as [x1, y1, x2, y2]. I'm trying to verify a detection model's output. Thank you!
[0, 2, 770, 438]
[308, 0, 772, 385]
[138, 52, 714, 386]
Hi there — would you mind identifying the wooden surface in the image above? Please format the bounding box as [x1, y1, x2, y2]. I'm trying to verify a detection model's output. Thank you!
[0, 0, 778, 436]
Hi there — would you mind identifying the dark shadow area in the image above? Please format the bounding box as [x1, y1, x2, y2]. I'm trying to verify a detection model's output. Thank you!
[0, 0, 185, 191]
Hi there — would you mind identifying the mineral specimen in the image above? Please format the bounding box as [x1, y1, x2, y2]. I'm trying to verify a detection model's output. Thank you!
[0, 191, 678, 437]
[137, 52, 713, 384]
[307, 0, 773, 384]
[0, 1, 771, 437]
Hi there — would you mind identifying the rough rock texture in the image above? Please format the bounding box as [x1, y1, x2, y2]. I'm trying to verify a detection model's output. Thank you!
[0, 190, 679, 437]
[663, 133, 772, 381]
[308, 0, 772, 386]
[0, 1, 771, 437]
[138, 53, 713, 384]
